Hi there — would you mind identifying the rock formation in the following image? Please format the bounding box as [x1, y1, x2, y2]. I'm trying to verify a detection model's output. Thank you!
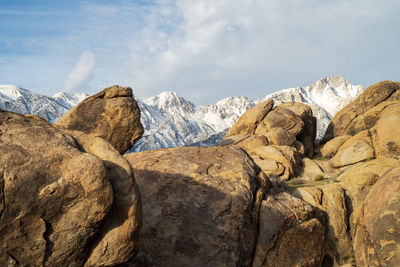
[0, 86, 143, 266]
[56, 85, 144, 154]
[125, 146, 268, 266]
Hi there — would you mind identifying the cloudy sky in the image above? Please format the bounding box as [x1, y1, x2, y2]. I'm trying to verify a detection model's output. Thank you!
[1, 0, 399, 104]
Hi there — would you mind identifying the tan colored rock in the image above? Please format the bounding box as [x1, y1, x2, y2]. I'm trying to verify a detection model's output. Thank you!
[225, 99, 274, 137]
[301, 158, 324, 181]
[249, 145, 301, 180]
[353, 165, 400, 266]
[372, 103, 400, 158]
[279, 102, 316, 157]
[66, 130, 142, 267]
[237, 135, 268, 151]
[331, 130, 375, 167]
[324, 81, 400, 141]
[345, 100, 399, 136]
[125, 146, 267, 266]
[265, 127, 296, 146]
[253, 192, 326, 267]
[256, 106, 304, 137]
[292, 184, 352, 264]
[56, 85, 144, 154]
[0, 111, 113, 266]
[320, 135, 352, 158]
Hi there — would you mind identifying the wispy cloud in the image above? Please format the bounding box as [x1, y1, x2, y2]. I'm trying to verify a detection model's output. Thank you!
[1, 0, 400, 102]
[63, 50, 95, 92]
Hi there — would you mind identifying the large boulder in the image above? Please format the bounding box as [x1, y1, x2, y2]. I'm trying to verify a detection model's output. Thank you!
[293, 184, 352, 264]
[353, 165, 400, 266]
[56, 85, 144, 154]
[125, 146, 267, 266]
[0, 110, 142, 266]
[323, 81, 400, 141]
[225, 99, 274, 137]
[331, 130, 375, 167]
[320, 135, 351, 158]
[252, 192, 326, 267]
[371, 103, 400, 158]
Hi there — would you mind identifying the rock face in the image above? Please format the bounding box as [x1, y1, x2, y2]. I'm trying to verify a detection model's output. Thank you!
[252, 192, 326, 267]
[221, 101, 314, 180]
[125, 146, 267, 267]
[353, 165, 400, 266]
[0, 110, 141, 266]
[323, 80, 400, 141]
[56, 85, 144, 154]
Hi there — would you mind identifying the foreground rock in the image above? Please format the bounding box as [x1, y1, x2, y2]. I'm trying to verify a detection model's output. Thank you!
[0, 110, 141, 266]
[253, 192, 327, 267]
[125, 146, 267, 266]
[353, 165, 400, 266]
[56, 85, 144, 154]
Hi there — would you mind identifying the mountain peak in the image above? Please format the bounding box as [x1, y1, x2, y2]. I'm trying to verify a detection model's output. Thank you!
[0, 84, 31, 101]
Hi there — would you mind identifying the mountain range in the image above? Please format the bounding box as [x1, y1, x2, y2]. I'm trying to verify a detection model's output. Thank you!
[0, 75, 363, 151]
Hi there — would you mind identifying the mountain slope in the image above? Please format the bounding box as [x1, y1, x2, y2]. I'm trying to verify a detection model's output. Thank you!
[0, 85, 88, 122]
[0, 76, 363, 152]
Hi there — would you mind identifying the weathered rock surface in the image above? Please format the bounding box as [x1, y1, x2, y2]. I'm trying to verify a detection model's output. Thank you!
[320, 135, 351, 158]
[225, 99, 274, 137]
[353, 165, 400, 266]
[0, 110, 142, 266]
[265, 127, 296, 146]
[324, 81, 400, 141]
[292, 184, 352, 265]
[371, 103, 400, 158]
[331, 130, 375, 167]
[253, 192, 326, 267]
[56, 85, 144, 154]
[125, 146, 267, 266]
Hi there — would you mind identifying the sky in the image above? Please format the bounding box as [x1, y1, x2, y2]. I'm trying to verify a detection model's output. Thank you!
[0, 0, 399, 104]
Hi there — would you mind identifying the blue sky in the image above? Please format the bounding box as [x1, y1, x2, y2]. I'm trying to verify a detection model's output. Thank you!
[1, 0, 399, 104]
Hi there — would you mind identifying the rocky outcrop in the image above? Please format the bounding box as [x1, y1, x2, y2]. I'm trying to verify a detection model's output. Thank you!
[221, 101, 316, 180]
[225, 99, 274, 137]
[125, 146, 267, 266]
[320, 135, 351, 158]
[0, 110, 141, 266]
[323, 80, 400, 141]
[353, 165, 400, 266]
[253, 192, 326, 267]
[56, 85, 144, 154]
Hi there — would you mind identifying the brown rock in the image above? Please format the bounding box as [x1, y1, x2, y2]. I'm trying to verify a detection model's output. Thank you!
[372, 103, 400, 158]
[320, 135, 352, 158]
[225, 99, 274, 137]
[256, 106, 304, 137]
[265, 127, 296, 146]
[253, 192, 326, 267]
[301, 158, 324, 181]
[324, 81, 400, 141]
[353, 165, 400, 266]
[125, 146, 267, 266]
[66, 130, 142, 267]
[0, 111, 113, 266]
[279, 102, 316, 157]
[331, 130, 375, 167]
[0, 110, 142, 266]
[292, 184, 352, 264]
[56, 85, 144, 154]
[249, 145, 301, 180]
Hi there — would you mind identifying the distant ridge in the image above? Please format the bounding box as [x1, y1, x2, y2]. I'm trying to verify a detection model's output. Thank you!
[0, 76, 363, 151]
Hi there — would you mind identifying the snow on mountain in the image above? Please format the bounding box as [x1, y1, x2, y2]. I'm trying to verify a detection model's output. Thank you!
[1, 76, 363, 152]
[131, 93, 254, 152]
[0, 85, 88, 122]
[262, 75, 363, 138]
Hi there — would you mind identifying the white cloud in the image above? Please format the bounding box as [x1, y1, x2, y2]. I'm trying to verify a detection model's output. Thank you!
[63, 50, 95, 92]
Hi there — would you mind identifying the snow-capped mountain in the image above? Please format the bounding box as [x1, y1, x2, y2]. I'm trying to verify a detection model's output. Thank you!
[132, 92, 254, 151]
[0, 85, 88, 122]
[0, 76, 363, 152]
[262, 75, 363, 139]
